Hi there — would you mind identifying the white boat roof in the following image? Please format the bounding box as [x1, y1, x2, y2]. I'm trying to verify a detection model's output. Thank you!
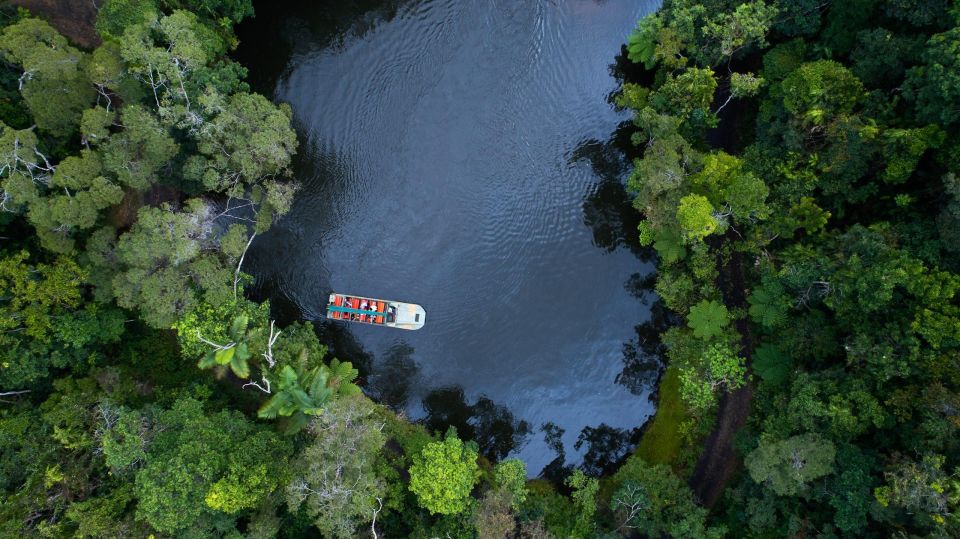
[392, 302, 426, 330]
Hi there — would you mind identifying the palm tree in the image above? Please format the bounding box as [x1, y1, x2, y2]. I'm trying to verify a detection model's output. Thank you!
[257, 358, 361, 434]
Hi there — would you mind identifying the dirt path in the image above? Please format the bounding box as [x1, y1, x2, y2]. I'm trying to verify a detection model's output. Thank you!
[688, 243, 755, 507]
[10, 0, 102, 48]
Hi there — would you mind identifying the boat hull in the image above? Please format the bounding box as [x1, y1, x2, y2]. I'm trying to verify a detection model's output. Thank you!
[326, 293, 425, 330]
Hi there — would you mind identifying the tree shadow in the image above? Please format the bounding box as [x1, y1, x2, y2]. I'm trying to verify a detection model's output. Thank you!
[573, 134, 655, 262]
[575, 423, 642, 477]
[234, 0, 412, 95]
[367, 342, 419, 410]
[615, 281, 678, 396]
[537, 421, 573, 486]
[314, 319, 375, 378]
[421, 386, 531, 461]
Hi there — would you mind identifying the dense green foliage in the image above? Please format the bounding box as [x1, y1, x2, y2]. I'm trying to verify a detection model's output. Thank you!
[408, 428, 481, 516]
[621, 0, 960, 536]
[0, 3, 617, 537]
[5, 0, 959, 536]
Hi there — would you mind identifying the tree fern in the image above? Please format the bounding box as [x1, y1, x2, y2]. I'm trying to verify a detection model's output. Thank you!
[687, 300, 730, 340]
[627, 15, 661, 69]
[752, 343, 792, 386]
[748, 280, 789, 328]
[653, 228, 686, 265]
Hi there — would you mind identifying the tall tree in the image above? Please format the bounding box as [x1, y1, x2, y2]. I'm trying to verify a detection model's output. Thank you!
[286, 395, 387, 538]
[408, 429, 480, 516]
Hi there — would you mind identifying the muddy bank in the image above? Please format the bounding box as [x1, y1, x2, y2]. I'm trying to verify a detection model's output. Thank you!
[10, 0, 101, 48]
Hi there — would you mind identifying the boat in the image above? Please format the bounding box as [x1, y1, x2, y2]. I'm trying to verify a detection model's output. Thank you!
[325, 293, 426, 330]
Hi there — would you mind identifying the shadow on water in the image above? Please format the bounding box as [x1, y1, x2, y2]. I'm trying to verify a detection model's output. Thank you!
[421, 387, 532, 462]
[538, 422, 573, 485]
[538, 421, 640, 481]
[239, 0, 666, 471]
[235, 0, 412, 95]
[367, 342, 419, 409]
[573, 130, 672, 398]
[573, 128, 654, 262]
[575, 423, 642, 477]
[616, 273, 677, 396]
[315, 321, 375, 377]
[539, 421, 642, 480]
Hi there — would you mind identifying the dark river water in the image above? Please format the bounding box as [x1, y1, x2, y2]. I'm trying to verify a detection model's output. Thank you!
[237, 0, 664, 475]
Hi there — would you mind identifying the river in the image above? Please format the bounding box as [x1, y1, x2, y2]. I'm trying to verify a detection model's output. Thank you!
[236, 0, 664, 475]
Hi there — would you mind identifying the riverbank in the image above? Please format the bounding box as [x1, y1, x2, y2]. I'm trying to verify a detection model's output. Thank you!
[634, 367, 687, 466]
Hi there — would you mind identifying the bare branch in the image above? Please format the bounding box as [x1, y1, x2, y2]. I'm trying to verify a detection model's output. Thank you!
[243, 375, 271, 394]
[262, 320, 280, 368]
[233, 232, 257, 298]
[0, 389, 31, 402]
[371, 497, 383, 539]
[195, 329, 235, 351]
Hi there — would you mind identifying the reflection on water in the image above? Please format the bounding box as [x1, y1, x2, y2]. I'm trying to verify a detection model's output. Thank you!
[237, 0, 664, 472]
[575, 423, 641, 476]
[616, 272, 675, 396]
[538, 422, 572, 484]
[367, 342, 418, 409]
[422, 386, 532, 461]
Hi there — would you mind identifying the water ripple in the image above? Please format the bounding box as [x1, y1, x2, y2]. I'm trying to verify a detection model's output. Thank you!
[246, 0, 662, 471]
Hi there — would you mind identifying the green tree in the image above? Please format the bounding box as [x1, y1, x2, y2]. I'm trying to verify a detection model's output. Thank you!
[133, 397, 290, 534]
[0, 126, 53, 229]
[689, 151, 770, 222]
[880, 126, 943, 184]
[185, 91, 298, 230]
[0, 18, 94, 137]
[173, 294, 268, 361]
[194, 312, 260, 378]
[626, 15, 661, 68]
[27, 149, 124, 253]
[493, 459, 527, 509]
[851, 28, 924, 88]
[96, 0, 158, 41]
[100, 105, 179, 190]
[781, 60, 864, 127]
[286, 395, 386, 538]
[0, 251, 123, 387]
[650, 68, 717, 123]
[99, 404, 152, 475]
[408, 429, 480, 515]
[257, 359, 360, 434]
[119, 10, 227, 110]
[611, 457, 724, 539]
[751, 343, 792, 386]
[905, 28, 960, 125]
[745, 433, 836, 496]
[701, 1, 777, 63]
[677, 194, 718, 241]
[772, 0, 822, 37]
[110, 200, 233, 328]
[565, 469, 598, 538]
[159, 0, 255, 25]
[678, 343, 747, 411]
[875, 455, 960, 532]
